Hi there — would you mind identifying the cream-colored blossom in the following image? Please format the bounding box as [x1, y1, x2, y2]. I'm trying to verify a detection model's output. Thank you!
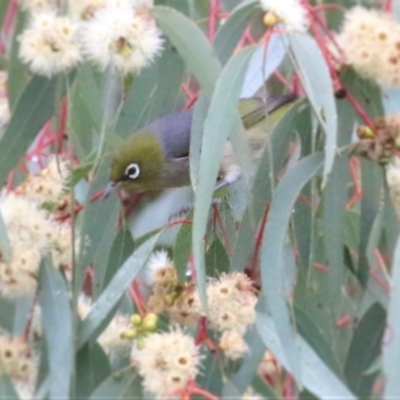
[146, 249, 176, 285]
[0, 193, 59, 296]
[18, 0, 54, 12]
[132, 328, 200, 398]
[167, 289, 201, 326]
[242, 387, 264, 400]
[260, 0, 308, 32]
[68, 0, 152, 19]
[0, 333, 38, 398]
[20, 156, 70, 206]
[206, 273, 257, 334]
[98, 314, 131, 355]
[337, 6, 400, 88]
[19, 10, 82, 76]
[68, 0, 110, 19]
[80, 4, 163, 75]
[219, 330, 248, 360]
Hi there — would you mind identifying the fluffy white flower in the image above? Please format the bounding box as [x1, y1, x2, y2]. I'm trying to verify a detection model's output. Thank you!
[219, 330, 248, 360]
[146, 249, 176, 284]
[260, 0, 309, 32]
[337, 6, 400, 88]
[20, 156, 69, 206]
[0, 333, 38, 398]
[19, 11, 82, 76]
[206, 273, 257, 334]
[80, 4, 163, 75]
[132, 328, 200, 398]
[18, 0, 55, 12]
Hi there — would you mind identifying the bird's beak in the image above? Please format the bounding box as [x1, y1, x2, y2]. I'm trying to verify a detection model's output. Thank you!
[103, 181, 119, 199]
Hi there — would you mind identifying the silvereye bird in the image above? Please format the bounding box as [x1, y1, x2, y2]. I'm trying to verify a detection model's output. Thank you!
[109, 94, 297, 193]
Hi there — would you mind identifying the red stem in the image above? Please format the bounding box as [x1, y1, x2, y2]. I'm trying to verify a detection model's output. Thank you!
[207, 0, 220, 41]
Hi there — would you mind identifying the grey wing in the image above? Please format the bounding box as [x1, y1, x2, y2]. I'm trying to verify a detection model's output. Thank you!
[145, 109, 194, 159]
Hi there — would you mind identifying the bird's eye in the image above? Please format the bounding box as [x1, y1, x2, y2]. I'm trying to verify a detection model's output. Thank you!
[125, 163, 140, 180]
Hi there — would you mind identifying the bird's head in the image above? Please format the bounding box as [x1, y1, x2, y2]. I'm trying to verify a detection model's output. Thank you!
[109, 131, 165, 192]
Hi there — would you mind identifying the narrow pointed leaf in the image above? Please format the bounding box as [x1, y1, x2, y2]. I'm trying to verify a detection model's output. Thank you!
[38, 259, 73, 400]
[192, 47, 255, 307]
[288, 33, 337, 186]
[77, 230, 161, 349]
[152, 6, 221, 95]
[0, 76, 59, 185]
[261, 153, 324, 383]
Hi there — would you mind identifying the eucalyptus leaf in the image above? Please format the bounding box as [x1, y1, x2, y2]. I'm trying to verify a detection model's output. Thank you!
[288, 33, 337, 186]
[193, 47, 255, 308]
[261, 153, 324, 383]
[77, 230, 161, 349]
[0, 76, 60, 185]
[38, 258, 73, 400]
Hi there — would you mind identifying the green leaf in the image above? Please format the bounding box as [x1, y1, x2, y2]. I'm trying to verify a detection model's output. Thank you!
[214, 0, 260, 65]
[103, 226, 135, 289]
[151, 6, 221, 95]
[76, 342, 111, 399]
[358, 160, 384, 286]
[69, 64, 102, 161]
[231, 100, 301, 272]
[115, 42, 185, 139]
[261, 153, 324, 383]
[294, 306, 342, 377]
[383, 235, 400, 397]
[256, 307, 356, 400]
[323, 155, 350, 301]
[192, 46, 255, 308]
[91, 366, 142, 399]
[288, 33, 337, 186]
[223, 329, 266, 397]
[205, 238, 230, 278]
[77, 230, 162, 349]
[76, 159, 121, 299]
[189, 93, 210, 188]
[0, 296, 15, 333]
[0, 76, 59, 185]
[197, 348, 224, 396]
[0, 374, 19, 400]
[241, 34, 287, 98]
[38, 258, 73, 400]
[173, 221, 193, 282]
[0, 210, 11, 262]
[345, 302, 385, 398]
[7, 10, 29, 109]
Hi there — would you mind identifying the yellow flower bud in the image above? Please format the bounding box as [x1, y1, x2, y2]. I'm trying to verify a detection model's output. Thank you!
[130, 314, 142, 326]
[121, 329, 137, 339]
[137, 338, 146, 350]
[263, 12, 278, 27]
[143, 313, 158, 331]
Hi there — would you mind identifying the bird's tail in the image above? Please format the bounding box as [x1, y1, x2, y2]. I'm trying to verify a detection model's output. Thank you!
[239, 93, 298, 129]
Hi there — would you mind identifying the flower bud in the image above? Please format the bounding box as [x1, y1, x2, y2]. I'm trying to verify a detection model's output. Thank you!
[130, 314, 142, 326]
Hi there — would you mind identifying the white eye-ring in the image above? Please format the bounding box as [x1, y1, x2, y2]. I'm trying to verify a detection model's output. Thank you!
[125, 163, 140, 180]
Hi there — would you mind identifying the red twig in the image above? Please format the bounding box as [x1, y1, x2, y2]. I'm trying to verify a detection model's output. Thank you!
[313, 263, 329, 273]
[129, 280, 146, 317]
[212, 204, 233, 255]
[207, 0, 220, 41]
[336, 315, 352, 328]
[249, 203, 270, 280]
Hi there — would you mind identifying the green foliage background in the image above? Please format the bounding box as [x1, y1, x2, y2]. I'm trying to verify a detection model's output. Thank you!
[0, 0, 400, 398]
